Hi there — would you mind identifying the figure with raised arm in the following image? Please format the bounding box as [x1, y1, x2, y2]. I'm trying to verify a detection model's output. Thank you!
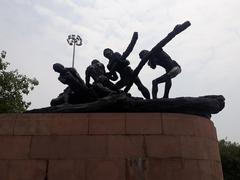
[139, 49, 181, 99]
[124, 21, 191, 99]
[103, 32, 150, 99]
[85, 59, 119, 96]
[51, 63, 97, 106]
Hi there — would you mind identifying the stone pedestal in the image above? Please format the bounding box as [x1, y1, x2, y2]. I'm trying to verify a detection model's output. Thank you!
[0, 113, 223, 180]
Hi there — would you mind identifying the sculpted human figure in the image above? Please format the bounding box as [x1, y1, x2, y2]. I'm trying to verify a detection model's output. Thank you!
[85, 59, 117, 91]
[104, 49, 150, 99]
[51, 63, 97, 106]
[53, 63, 86, 89]
[124, 21, 191, 98]
[103, 32, 150, 99]
[85, 59, 120, 97]
[139, 49, 181, 99]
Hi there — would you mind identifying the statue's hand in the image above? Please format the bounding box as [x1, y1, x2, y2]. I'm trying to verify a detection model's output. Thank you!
[132, 32, 138, 41]
[58, 76, 67, 84]
[173, 21, 191, 34]
[173, 24, 182, 33]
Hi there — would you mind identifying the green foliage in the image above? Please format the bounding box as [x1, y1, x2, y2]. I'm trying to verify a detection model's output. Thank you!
[0, 51, 39, 112]
[219, 139, 240, 180]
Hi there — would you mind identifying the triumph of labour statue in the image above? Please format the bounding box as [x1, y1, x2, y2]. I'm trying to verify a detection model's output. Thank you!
[29, 21, 225, 117]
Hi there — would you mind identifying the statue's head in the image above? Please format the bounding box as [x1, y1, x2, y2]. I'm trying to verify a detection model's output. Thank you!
[91, 59, 100, 65]
[139, 50, 149, 59]
[53, 63, 65, 73]
[103, 48, 113, 58]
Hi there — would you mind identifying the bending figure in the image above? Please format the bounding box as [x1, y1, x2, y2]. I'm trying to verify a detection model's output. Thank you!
[139, 49, 181, 99]
[85, 59, 117, 90]
[51, 63, 97, 106]
[103, 32, 150, 99]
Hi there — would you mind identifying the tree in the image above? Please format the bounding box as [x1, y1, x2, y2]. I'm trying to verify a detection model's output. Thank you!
[0, 51, 39, 112]
[219, 139, 240, 180]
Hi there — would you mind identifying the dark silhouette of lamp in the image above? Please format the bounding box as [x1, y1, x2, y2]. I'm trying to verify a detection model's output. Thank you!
[67, 34, 82, 68]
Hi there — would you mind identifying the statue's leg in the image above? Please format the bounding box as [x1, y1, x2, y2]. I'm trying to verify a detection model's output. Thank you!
[162, 66, 181, 98]
[92, 83, 113, 98]
[100, 76, 118, 91]
[65, 72, 89, 93]
[152, 80, 158, 99]
[115, 79, 126, 90]
[152, 74, 169, 99]
[134, 77, 150, 99]
[163, 79, 172, 98]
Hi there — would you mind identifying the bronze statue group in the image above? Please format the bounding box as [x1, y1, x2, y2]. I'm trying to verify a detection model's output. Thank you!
[51, 21, 191, 106]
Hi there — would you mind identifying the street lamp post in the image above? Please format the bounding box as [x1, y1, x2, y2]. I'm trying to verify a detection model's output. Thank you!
[67, 34, 82, 68]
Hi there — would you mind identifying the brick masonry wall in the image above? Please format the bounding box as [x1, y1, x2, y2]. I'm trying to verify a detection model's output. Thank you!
[0, 113, 223, 180]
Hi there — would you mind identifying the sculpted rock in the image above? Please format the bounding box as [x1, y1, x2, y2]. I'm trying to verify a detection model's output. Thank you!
[28, 94, 225, 118]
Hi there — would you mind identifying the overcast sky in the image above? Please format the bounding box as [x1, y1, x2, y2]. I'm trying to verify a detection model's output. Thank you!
[1, 0, 239, 142]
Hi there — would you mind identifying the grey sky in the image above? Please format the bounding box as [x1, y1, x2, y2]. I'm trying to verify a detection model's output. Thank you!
[0, 0, 239, 142]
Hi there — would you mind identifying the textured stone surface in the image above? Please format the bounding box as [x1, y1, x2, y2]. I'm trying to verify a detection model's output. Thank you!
[147, 159, 183, 180]
[0, 114, 16, 135]
[14, 113, 88, 135]
[27, 94, 225, 118]
[0, 160, 8, 180]
[48, 160, 85, 180]
[30, 136, 107, 159]
[8, 160, 46, 180]
[145, 135, 181, 158]
[86, 159, 125, 180]
[162, 113, 196, 135]
[108, 136, 144, 158]
[0, 136, 31, 159]
[180, 136, 209, 160]
[0, 113, 223, 180]
[126, 113, 162, 134]
[89, 113, 125, 134]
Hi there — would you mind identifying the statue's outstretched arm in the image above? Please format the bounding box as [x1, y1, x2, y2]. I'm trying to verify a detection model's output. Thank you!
[124, 21, 191, 93]
[151, 21, 191, 56]
[121, 32, 138, 60]
[106, 71, 118, 81]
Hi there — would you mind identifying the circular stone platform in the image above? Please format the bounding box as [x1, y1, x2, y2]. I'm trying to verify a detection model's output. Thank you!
[0, 113, 223, 180]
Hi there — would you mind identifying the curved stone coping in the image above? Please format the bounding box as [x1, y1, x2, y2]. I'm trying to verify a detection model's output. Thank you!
[0, 113, 216, 138]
